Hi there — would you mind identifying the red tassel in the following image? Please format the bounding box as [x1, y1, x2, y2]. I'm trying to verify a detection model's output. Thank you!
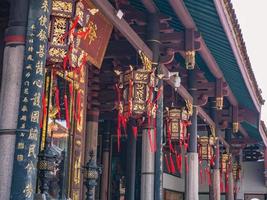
[69, 83, 75, 119]
[185, 155, 189, 174]
[62, 16, 80, 41]
[199, 165, 203, 185]
[169, 153, 176, 174]
[115, 84, 123, 152]
[64, 95, 70, 129]
[132, 126, 138, 139]
[205, 167, 211, 185]
[55, 87, 61, 119]
[175, 153, 182, 174]
[153, 117, 157, 152]
[148, 128, 154, 153]
[167, 120, 175, 153]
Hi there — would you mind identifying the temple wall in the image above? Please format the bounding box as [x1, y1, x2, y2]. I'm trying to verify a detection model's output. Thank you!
[236, 161, 266, 200]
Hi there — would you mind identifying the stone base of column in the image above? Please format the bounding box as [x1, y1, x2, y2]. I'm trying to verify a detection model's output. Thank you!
[141, 130, 155, 200]
[186, 152, 199, 200]
[100, 151, 109, 200]
[226, 172, 234, 200]
[212, 169, 221, 200]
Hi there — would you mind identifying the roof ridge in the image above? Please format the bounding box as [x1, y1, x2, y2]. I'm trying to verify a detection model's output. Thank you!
[223, 0, 265, 105]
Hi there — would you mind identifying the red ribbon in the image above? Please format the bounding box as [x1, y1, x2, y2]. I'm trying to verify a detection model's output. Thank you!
[132, 126, 138, 139]
[55, 86, 61, 119]
[185, 155, 189, 174]
[175, 152, 182, 174]
[62, 16, 80, 41]
[205, 167, 211, 186]
[166, 119, 175, 153]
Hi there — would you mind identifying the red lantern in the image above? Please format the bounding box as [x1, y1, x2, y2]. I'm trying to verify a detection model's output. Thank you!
[221, 153, 230, 173]
[198, 136, 215, 185]
[115, 52, 159, 151]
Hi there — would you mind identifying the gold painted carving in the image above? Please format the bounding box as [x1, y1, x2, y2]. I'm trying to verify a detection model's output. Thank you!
[52, 17, 67, 46]
[52, 1, 73, 15]
[139, 50, 152, 71]
[74, 155, 81, 185]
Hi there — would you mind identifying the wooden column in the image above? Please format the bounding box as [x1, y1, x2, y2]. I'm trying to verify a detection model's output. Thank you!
[140, 11, 161, 200]
[85, 67, 100, 199]
[186, 69, 199, 200]
[210, 100, 220, 200]
[100, 120, 111, 200]
[125, 121, 137, 200]
[225, 128, 234, 200]
[146, 13, 163, 200]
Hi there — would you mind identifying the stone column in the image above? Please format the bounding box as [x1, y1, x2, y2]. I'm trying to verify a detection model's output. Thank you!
[141, 128, 155, 200]
[0, 1, 29, 199]
[186, 69, 199, 200]
[100, 121, 111, 200]
[210, 100, 220, 200]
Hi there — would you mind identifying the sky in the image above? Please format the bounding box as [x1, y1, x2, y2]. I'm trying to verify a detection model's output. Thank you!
[231, 0, 267, 123]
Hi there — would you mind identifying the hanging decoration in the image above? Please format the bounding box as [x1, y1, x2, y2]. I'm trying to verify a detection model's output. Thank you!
[115, 51, 160, 152]
[221, 153, 230, 174]
[232, 162, 241, 181]
[185, 51, 195, 70]
[198, 135, 216, 185]
[164, 106, 191, 174]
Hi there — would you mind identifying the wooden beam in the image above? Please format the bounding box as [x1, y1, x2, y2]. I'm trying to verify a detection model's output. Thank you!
[91, 0, 153, 59]
[141, 0, 158, 13]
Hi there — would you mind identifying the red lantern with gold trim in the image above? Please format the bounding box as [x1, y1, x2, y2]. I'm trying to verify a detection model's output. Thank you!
[115, 52, 159, 151]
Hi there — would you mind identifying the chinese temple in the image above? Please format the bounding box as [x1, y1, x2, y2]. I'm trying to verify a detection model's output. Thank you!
[0, 0, 266, 200]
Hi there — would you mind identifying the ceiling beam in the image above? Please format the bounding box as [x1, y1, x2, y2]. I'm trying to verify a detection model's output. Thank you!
[167, 0, 240, 107]
[141, 0, 158, 13]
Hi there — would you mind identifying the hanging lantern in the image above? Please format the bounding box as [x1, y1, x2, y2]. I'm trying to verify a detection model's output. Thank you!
[221, 153, 230, 173]
[115, 51, 159, 151]
[232, 162, 241, 181]
[118, 67, 156, 118]
[198, 136, 215, 161]
[233, 122, 239, 133]
[165, 107, 190, 141]
[185, 50, 195, 70]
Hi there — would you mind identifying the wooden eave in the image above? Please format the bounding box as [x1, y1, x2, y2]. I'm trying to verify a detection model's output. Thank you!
[214, 0, 264, 107]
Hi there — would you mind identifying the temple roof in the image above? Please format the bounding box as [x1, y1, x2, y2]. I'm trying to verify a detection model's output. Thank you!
[127, 0, 266, 142]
